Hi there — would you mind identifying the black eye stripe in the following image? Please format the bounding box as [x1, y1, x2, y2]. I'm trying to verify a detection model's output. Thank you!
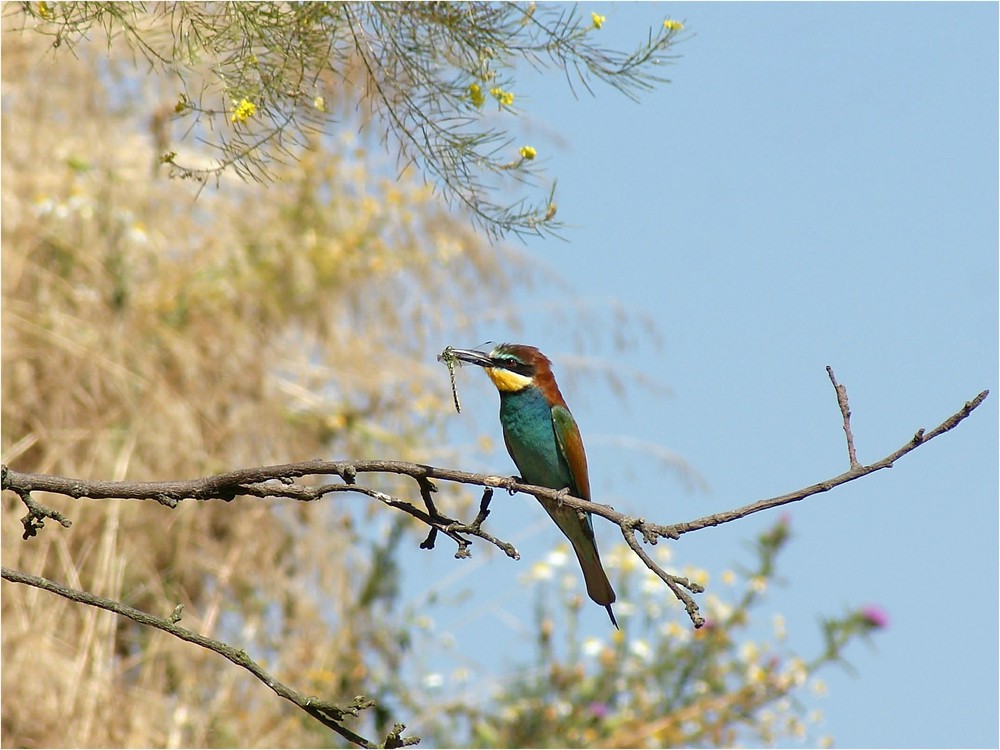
[496, 356, 532, 376]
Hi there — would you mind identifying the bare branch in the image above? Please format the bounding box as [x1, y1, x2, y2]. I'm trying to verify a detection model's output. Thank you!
[665, 388, 990, 540]
[2, 384, 989, 630]
[0, 567, 415, 749]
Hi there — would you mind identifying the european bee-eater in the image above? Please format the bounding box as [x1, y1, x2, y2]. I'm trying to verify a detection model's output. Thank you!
[449, 344, 618, 627]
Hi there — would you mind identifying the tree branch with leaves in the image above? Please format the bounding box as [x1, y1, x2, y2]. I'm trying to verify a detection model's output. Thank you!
[12, 1, 684, 239]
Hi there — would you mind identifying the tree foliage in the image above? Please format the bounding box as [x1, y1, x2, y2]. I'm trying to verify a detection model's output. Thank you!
[12, 1, 683, 239]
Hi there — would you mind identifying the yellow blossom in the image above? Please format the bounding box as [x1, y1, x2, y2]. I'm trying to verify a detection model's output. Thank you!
[530, 561, 553, 580]
[664, 19, 684, 32]
[313, 96, 326, 112]
[683, 565, 709, 587]
[490, 86, 514, 107]
[230, 98, 257, 124]
[467, 82, 485, 108]
[661, 620, 688, 641]
[591, 12, 606, 30]
[38, 1, 54, 20]
[519, 145, 537, 160]
[788, 718, 807, 739]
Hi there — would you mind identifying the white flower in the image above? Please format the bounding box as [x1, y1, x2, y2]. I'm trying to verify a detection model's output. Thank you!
[660, 620, 690, 643]
[641, 570, 663, 594]
[547, 545, 570, 567]
[739, 641, 760, 664]
[612, 600, 636, 618]
[422, 673, 444, 689]
[629, 639, 652, 661]
[773, 613, 787, 640]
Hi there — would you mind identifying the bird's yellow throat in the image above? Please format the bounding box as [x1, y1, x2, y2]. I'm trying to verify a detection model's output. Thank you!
[485, 367, 533, 393]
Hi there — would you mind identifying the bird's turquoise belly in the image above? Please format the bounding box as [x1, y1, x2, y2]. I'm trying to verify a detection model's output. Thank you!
[499, 388, 574, 491]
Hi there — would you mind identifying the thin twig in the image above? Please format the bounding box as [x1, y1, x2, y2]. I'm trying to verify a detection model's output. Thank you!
[827, 366, 860, 469]
[620, 527, 705, 628]
[13, 488, 73, 539]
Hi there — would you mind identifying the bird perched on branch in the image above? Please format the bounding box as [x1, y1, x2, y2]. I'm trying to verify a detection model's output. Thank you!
[447, 343, 617, 627]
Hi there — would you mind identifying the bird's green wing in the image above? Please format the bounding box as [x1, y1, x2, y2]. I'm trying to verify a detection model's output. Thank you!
[551, 404, 591, 501]
[550, 403, 615, 618]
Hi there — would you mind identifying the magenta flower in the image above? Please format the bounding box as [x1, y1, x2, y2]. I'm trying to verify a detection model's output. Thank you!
[588, 701, 610, 719]
[860, 605, 890, 630]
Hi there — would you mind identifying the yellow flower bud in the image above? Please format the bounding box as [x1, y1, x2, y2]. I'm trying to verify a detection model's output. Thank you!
[467, 83, 485, 109]
[230, 98, 257, 124]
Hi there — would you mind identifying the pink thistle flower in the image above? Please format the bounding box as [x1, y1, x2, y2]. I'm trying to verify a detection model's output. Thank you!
[860, 605, 890, 630]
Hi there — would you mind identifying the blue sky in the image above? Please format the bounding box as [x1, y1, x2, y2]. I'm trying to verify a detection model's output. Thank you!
[403, 3, 997, 747]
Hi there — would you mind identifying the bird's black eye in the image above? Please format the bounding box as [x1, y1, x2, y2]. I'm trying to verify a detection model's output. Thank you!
[497, 355, 531, 376]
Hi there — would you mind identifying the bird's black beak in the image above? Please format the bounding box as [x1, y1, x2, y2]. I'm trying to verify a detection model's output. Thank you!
[441, 347, 494, 369]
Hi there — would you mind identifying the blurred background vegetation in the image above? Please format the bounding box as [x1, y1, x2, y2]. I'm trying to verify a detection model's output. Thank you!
[2, 4, 882, 747]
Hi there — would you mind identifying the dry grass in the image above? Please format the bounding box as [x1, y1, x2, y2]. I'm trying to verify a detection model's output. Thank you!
[1, 18, 520, 747]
